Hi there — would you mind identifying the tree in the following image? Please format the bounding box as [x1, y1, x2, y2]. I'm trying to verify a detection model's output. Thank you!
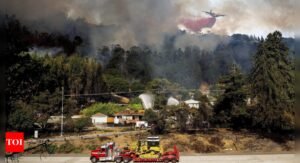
[213, 64, 249, 128]
[73, 117, 92, 132]
[250, 31, 294, 132]
[7, 100, 35, 132]
[192, 95, 213, 129]
[143, 109, 166, 134]
[30, 89, 62, 129]
[172, 106, 190, 132]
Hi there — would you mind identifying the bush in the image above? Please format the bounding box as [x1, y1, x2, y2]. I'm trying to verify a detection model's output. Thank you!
[190, 139, 220, 153]
[205, 145, 219, 153]
[81, 102, 143, 117]
[209, 136, 225, 147]
[190, 140, 206, 153]
[46, 144, 58, 154]
[73, 146, 84, 153]
[64, 118, 75, 132]
[97, 136, 112, 142]
[58, 141, 76, 153]
[74, 117, 92, 132]
[86, 144, 99, 150]
[81, 103, 126, 117]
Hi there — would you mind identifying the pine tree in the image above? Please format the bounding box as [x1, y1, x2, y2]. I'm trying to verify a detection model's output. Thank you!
[250, 31, 294, 132]
[213, 64, 248, 128]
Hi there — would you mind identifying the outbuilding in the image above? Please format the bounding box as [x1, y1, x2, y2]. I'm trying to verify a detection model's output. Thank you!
[91, 113, 108, 125]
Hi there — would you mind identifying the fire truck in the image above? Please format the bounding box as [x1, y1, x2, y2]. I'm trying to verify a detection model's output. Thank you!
[90, 138, 179, 163]
[90, 142, 133, 163]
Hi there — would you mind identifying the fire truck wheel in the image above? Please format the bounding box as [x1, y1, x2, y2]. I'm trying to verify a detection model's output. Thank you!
[90, 157, 98, 163]
[123, 158, 131, 163]
[164, 160, 169, 163]
[171, 159, 177, 163]
[115, 157, 122, 163]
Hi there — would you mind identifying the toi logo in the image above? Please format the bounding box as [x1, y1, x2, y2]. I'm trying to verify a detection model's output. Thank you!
[5, 132, 24, 153]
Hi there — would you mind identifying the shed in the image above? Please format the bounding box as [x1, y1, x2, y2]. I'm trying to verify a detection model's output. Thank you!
[91, 113, 108, 124]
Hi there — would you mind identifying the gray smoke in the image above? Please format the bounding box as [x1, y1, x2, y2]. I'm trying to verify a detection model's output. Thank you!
[0, 0, 298, 51]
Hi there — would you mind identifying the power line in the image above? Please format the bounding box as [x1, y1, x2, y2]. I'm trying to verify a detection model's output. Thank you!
[64, 88, 225, 97]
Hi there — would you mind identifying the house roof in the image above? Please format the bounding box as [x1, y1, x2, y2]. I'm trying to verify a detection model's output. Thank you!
[71, 115, 84, 119]
[184, 99, 200, 104]
[114, 109, 144, 116]
[91, 113, 107, 117]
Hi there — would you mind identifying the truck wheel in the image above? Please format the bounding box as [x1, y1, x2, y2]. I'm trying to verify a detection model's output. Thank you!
[115, 157, 122, 163]
[123, 158, 131, 163]
[164, 160, 169, 163]
[90, 157, 98, 163]
[171, 159, 177, 163]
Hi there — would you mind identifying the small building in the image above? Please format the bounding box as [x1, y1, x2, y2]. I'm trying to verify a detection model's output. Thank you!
[184, 99, 200, 109]
[114, 109, 144, 125]
[91, 113, 112, 125]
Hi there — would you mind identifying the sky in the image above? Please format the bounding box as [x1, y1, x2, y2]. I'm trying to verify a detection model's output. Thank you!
[0, 0, 298, 48]
[180, 0, 298, 37]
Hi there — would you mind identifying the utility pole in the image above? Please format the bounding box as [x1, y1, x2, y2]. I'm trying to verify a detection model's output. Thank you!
[61, 86, 64, 137]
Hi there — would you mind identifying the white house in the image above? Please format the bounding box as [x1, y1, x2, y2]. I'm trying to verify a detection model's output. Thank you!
[91, 113, 108, 124]
[184, 99, 200, 109]
[114, 109, 144, 125]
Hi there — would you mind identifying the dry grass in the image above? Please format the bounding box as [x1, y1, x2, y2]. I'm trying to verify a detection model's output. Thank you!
[25, 129, 294, 154]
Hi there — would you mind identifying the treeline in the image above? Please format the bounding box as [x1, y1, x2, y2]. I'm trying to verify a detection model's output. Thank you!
[143, 31, 294, 134]
[6, 54, 107, 131]
[97, 34, 294, 88]
[1, 15, 99, 132]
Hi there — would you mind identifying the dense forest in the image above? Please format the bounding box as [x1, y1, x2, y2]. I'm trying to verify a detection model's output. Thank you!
[1, 15, 295, 134]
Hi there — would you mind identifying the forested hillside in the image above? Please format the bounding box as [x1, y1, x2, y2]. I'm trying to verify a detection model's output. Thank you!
[1, 15, 295, 134]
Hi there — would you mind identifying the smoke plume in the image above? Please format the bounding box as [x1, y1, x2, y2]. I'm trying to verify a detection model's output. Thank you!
[0, 0, 298, 51]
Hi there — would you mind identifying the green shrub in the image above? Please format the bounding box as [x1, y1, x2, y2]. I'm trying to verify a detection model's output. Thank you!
[73, 146, 84, 153]
[58, 141, 75, 153]
[81, 102, 143, 117]
[46, 144, 58, 154]
[81, 103, 125, 117]
[85, 144, 98, 150]
[74, 117, 92, 132]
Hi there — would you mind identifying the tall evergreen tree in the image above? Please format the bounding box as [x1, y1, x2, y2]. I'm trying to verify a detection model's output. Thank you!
[213, 64, 248, 128]
[250, 31, 294, 132]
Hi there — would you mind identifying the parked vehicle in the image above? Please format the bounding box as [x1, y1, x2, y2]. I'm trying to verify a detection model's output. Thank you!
[135, 121, 148, 128]
[90, 142, 134, 163]
[90, 137, 179, 163]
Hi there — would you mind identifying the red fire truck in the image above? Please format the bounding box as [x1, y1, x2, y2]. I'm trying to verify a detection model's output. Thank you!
[90, 142, 133, 163]
[90, 142, 179, 163]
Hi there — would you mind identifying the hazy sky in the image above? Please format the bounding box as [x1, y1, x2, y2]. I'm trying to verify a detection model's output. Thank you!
[180, 0, 298, 37]
[1, 0, 298, 47]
